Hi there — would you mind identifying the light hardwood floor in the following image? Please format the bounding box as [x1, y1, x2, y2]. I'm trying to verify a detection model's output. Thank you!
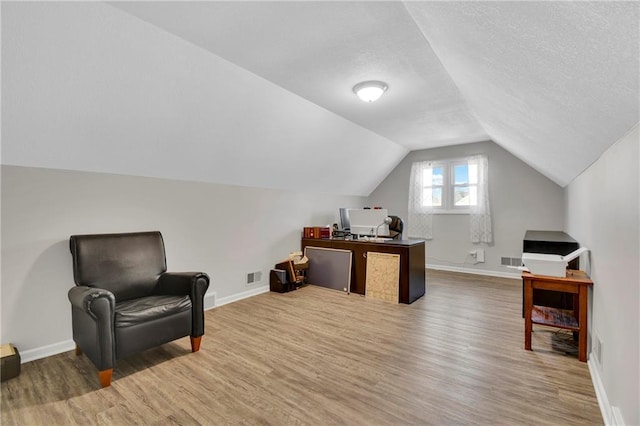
[1, 270, 602, 425]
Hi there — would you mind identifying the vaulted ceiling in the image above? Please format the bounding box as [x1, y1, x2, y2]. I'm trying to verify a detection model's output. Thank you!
[3, 2, 638, 194]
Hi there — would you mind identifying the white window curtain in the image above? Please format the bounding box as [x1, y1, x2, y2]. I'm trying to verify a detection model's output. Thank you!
[469, 155, 492, 243]
[407, 161, 433, 240]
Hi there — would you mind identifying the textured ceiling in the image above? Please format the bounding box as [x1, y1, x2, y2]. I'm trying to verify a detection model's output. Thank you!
[405, 1, 640, 186]
[111, 1, 639, 187]
[3, 1, 638, 193]
[109, 1, 489, 151]
[2, 2, 407, 196]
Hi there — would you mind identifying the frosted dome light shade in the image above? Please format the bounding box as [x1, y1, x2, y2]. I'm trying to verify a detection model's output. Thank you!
[353, 81, 388, 102]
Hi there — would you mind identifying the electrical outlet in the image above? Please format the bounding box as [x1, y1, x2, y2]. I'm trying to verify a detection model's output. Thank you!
[476, 249, 485, 263]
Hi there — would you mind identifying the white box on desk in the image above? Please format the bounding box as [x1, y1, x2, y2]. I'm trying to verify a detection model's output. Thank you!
[521, 247, 589, 277]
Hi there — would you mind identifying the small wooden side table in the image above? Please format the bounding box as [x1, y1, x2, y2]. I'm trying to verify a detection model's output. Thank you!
[522, 270, 593, 362]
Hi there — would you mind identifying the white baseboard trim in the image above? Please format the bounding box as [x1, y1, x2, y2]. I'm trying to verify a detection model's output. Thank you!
[19, 339, 75, 364]
[426, 264, 521, 280]
[589, 356, 615, 425]
[20, 288, 263, 364]
[611, 407, 625, 426]
[214, 285, 270, 308]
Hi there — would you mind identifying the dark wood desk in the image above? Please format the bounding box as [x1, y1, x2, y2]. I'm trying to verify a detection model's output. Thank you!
[523, 270, 593, 362]
[301, 238, 426, 304]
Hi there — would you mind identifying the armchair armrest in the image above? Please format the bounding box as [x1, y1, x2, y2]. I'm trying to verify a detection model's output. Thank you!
[68, 286, 116, 371]
[158, 272, 210, 337]
[157, 272, 209, 296]
[68, 286, 115, 319]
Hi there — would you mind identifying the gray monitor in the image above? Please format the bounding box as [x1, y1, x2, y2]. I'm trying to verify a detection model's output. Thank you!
[349, 208, 390, 237]
[339, 208, 351, 231]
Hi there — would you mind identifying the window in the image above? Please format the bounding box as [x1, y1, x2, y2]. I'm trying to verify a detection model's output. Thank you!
[420, 158, 479, 213]
[422, 164, 444, 207]
[408, 155, 492, 242]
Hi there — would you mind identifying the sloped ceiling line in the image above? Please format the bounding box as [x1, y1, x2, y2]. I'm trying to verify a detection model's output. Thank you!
[108, 1, 490, 152]
[110, 1, 640, 187]
[404, 1, 640, 187]
[5, 1, 639, 193]
[3, 2, 407, 196]
[399, 1, 492, 147]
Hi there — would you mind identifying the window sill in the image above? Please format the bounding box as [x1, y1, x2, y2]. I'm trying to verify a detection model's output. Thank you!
[431, 210, 472, 215]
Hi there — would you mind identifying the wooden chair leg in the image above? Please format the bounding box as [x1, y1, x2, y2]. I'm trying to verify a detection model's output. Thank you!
[75, 345, 82, 356]
[190, 336, 202, 352]
[98, 369, 113, 388]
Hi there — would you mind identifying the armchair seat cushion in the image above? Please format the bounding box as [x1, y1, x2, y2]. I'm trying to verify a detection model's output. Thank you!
[115, 295, 191, 328]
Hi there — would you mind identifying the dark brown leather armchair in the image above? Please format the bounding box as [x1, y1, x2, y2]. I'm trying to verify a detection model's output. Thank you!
[68, 231, 210, 387]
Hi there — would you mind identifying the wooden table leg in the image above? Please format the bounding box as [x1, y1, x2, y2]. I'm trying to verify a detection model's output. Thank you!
[524, 278, 533, 351]
[578, 286, 588, 362]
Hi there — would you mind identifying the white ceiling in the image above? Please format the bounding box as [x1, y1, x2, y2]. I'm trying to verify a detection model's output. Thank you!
[405, 1, 640, 186]
[109, 1, 640, 187]
[110, 1, 488, 152]
[4, 2, 411, 195]
[3, 2, 638, 194]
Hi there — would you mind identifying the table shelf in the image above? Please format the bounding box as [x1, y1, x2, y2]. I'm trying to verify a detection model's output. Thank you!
[531, 305, 579, 331]
[523, 270, 593, 362]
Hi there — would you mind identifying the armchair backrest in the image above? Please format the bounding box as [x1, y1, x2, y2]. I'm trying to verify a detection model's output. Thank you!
[70, 231, 167, 302]
[389, 216, 404, 238]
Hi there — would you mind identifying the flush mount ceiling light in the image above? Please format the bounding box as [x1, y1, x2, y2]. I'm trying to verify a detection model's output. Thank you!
[353, 80, 388, 103]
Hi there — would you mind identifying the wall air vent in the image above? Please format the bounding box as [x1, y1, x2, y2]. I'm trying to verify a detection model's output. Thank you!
[502, 257, 522, 266]
[246, 271, 263, 286]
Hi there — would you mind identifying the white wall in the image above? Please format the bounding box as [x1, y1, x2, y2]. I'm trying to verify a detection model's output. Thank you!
[565, 125, 639, 426]
[368, 141, 565, 276]
[1, 165, 365, 360]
